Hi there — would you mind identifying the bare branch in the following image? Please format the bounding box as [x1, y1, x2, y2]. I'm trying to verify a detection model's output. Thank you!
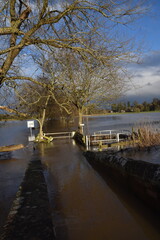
[39, 0, 48, 20]
[0, 27, 24, 35]
[0, 105, 27, 117]
[0, 0, 148, 86]
[4, 76, 47, 86]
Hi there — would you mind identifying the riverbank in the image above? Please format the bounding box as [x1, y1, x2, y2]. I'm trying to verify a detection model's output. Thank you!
[83, 110, 160, 117]
[0, 149, 55, 240]
[1, 110, 160, 122]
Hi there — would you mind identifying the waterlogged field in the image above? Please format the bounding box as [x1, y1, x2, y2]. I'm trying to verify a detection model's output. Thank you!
[83, 112, 160, 134]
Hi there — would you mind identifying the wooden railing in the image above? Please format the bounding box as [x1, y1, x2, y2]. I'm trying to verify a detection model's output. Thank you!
[44, 131, 75, 139]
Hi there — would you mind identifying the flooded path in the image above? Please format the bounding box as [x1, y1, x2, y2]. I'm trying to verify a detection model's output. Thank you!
[0, 117, 160, 239]
[40, 139, 160, 240]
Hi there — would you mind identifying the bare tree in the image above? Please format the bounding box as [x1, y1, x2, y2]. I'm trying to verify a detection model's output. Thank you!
[0, 79, 52, 140]
[0, 73, 73, 140]
[19, 78, 69, 138]
[0, 0, 148, 87]
[37, 49, 127, 132]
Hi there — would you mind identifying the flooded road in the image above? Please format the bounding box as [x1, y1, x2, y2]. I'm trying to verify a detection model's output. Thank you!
[40, 139, 160, 240]
[0, 115, 160, 239]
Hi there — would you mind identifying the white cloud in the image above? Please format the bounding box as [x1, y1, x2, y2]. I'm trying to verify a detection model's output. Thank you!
[125, 51, 160, 102]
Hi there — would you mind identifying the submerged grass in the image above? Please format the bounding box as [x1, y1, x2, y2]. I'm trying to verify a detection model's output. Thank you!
[132, 125, 160, 149]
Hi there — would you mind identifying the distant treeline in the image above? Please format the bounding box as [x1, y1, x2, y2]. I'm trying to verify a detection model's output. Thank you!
[111, 98, 160, 113]
[0, 114, 24, 121]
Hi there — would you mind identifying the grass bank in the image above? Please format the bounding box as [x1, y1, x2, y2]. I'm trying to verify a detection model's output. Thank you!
[83, 110, 160, 117]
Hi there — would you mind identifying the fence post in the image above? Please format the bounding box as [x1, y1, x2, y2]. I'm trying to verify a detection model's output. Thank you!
[86, 135, 88, 149]
[71, 131, 75, 138]
[117, 133, 120, 142]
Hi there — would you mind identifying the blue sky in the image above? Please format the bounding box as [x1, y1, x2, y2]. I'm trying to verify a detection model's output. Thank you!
[137, 1, 160, 51]
[123, 0, 160, 103]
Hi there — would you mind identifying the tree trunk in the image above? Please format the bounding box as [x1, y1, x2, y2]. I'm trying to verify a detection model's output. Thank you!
[37, 96, 50, 140]
[39, 118, 44, 139]
[0, 144, 24, 152]
[78, 108, 84, 134]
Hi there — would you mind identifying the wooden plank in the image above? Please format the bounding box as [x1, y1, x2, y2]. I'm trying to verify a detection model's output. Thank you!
[44, 131, 72, 139]
[0, 144, 24, 152]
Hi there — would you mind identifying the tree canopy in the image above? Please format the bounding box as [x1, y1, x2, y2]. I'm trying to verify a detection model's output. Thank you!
[38, 49, 126, 124]
[0, 0, 148, 87]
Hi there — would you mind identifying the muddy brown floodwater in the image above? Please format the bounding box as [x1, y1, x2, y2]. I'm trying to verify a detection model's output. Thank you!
[0, 121, 34, 234]
[39, 139, 160, 240]
[1, 116, 160, 240]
